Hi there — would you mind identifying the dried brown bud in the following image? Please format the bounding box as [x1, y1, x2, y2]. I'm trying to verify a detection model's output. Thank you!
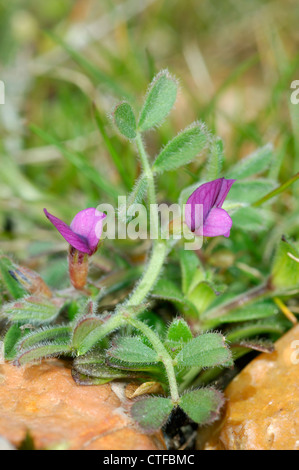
[68, 246, 89, 290]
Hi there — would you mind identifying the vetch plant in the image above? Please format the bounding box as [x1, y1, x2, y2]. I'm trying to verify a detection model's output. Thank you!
[44, 208, 106, 290]
[1, 69, 299, 434]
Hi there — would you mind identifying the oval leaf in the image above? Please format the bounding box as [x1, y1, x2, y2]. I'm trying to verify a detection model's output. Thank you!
[113, 102, 136, 139]
[166, 318, 193, 343]
[15, 343, 72, 366]
[72, 316, 104, 350]
[107, 336, 159, 364]
[138, 70, 177, 131]
[131, 397, 173, 432]
[179, 388, 224, 425]
[18, 325, 72, 351]
[226, 144, 273, 179]
[176, 332, 233, 368]
[2, 297, 61, 325]
[153, 122, 208, 174]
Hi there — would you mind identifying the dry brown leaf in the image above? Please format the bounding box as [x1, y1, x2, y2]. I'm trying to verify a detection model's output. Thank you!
[125, 381, 164, 399]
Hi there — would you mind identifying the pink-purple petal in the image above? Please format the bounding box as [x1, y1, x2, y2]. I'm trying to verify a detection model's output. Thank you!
[202, 207, 232, 238]
[185, 178, 235, 236]
[214, 178, 236, 208]
[185, 200, 204, 233]
[186, 178, 224, 231]
[70, 208, 106, 254]
[44, 209, 92, 254]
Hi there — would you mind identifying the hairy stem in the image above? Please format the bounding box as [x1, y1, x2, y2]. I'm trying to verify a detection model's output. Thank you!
[128, 317, 180, 404]
[78, 132, 171, 354]
[126, 241, 168, 306]
[135, 133, 159, 238]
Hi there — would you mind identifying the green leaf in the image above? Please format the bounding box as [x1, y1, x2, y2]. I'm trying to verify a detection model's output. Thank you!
[213, 300, 278, 324]
[138, 70, 177, 131]
[226, 179, 276, 204]
[179, 249, 202, 295]
[176, 333, 233, 368]
[72, 316, 104, 350]
[15, 343, 72, 366]
[179, 388, 224, 425]
[107, 336, 159, 364]
[226, 144, 273, 179]
[163, 340, 185, 358]
[271, 238, 299, 292]
[73, 351, 150, 380]
[206, 137, 224, 180]
[113, 102, 137, 139]
[152, 122, 208, 174]
[187, 282, 217, 315]
[3, 324, 28, 360]
[2, 297, 61, 325]
[0, 256, 26, 299]
[166, 318, 193, 343]
[77, 306, 148, 356]
[152, 279, 198, 316]
[107, 357, 163, 375]
[66, 300, 80, 322]
[153, 278, 185, 303]
[131, 397, 173, 432]
[226, 318, 287, 343]
[231, 207, 272, 232]
[71, 370, 113, 386]
[17, 325, 72, 351]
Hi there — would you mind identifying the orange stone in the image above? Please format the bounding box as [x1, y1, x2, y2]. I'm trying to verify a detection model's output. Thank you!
[203, 324, 299, 450]
[0, 359, 165, 450]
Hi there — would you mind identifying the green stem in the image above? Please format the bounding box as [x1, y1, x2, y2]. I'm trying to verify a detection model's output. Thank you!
[126, 241, 168, 306]
[252, 172, 299, 207]
[78, 133, 171, 354]
[78, 240, 169, 355]
[135, 133, 159, 238]
[128, 317, 180, 404]
[135, 133, 155, 203]
[78, 312, 126, 355]
[124, 132, 168, 306]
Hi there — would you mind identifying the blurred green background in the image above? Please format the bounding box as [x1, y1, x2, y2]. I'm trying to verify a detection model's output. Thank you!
[0, 0, 299, 287]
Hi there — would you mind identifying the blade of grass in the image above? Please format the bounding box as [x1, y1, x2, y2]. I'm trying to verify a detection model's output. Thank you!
[252, 172, 299, 207]
[30, 124, 119, 201]
[93, 105, 132, 189]
[46, 31, 132, 101]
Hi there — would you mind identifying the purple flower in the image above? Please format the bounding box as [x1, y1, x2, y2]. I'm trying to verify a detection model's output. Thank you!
[44, 208, 106, 255]
[185, 178, 235, 238]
